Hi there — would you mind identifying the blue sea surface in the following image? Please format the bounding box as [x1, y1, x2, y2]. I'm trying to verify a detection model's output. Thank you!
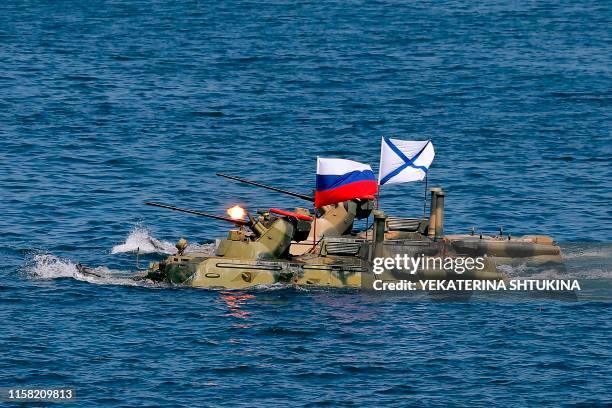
[0, 0, 610, 406]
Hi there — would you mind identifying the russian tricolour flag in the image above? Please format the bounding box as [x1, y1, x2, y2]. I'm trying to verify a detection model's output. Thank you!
[315, 158, 378, 208]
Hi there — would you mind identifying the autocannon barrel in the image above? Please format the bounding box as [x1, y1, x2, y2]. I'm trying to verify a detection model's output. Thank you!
[145, 201, 250, 226]
[216, 173, 314, 202]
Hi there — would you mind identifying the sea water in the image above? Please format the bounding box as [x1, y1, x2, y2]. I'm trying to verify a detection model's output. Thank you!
[0, 1, 610, 406]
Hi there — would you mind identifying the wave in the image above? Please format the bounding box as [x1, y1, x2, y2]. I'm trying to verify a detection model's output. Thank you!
[111, 225, 177, 255]
[24, 226, 215, 288]
[111, 225, 215, 256]
[26, 253, 150, 287]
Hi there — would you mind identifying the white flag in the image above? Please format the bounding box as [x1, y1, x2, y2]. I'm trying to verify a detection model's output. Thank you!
[378, 137, 435, 185]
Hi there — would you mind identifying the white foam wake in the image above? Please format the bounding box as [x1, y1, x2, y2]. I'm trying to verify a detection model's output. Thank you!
[563, 244, 612, 260]
[496, 243, 612, 280]
[25, 226, 216, 287]
[27, 253, 146, 286]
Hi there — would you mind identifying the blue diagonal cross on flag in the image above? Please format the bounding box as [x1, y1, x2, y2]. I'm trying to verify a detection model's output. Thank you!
[378, 137, 435, 185]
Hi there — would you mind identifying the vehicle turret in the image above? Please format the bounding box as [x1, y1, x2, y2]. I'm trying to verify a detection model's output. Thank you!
[215, 173, 374, 254]
[145, 202, 312, 260]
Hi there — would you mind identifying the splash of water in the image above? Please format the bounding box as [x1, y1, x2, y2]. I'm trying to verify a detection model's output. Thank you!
[111, 225, 216, 256]
[28, 253, 79, 279]
[27, 253, 148, 287]
[111, 225, 176, 254]
[24, 226, 217, 288]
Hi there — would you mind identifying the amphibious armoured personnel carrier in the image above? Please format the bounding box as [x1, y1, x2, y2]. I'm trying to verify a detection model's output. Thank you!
[117, 200, 503, 289]
[77, 173, 562, 289]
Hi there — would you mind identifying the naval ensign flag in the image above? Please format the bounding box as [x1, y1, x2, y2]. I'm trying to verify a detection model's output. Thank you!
[378, 137, 435, 185]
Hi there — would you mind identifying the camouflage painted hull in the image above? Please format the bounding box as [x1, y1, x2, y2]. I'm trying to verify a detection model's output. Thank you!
[140, 233, 562, 289]
[76, 232, 560, 290]
[149, 253, 365, 288]
[144, 250, 505, 289]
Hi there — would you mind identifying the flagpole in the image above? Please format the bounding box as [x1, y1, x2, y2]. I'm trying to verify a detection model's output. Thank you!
[312, 205, 317, 251]
[377, 136, 383, 210]
[423, 173, 428, 218]
[313, 156, 318, 252]
[366, 207, 373, 241]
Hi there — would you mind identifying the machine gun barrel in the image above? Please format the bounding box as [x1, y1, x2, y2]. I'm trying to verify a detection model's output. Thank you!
[216, 173, 314, 202]
[145, 202, 250, 226]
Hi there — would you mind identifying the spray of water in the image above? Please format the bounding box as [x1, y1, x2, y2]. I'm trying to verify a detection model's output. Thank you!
[28, 253, 79, 279]
[111, 225, 176, 254]
[26, 253, 147, 286]
[25, 225, 217, 287]
[111, 225, 215, 256]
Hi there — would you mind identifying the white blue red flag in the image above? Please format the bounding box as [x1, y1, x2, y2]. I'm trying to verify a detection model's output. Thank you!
[315, 158, 378, 208]
[378, 137, 435, 185]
